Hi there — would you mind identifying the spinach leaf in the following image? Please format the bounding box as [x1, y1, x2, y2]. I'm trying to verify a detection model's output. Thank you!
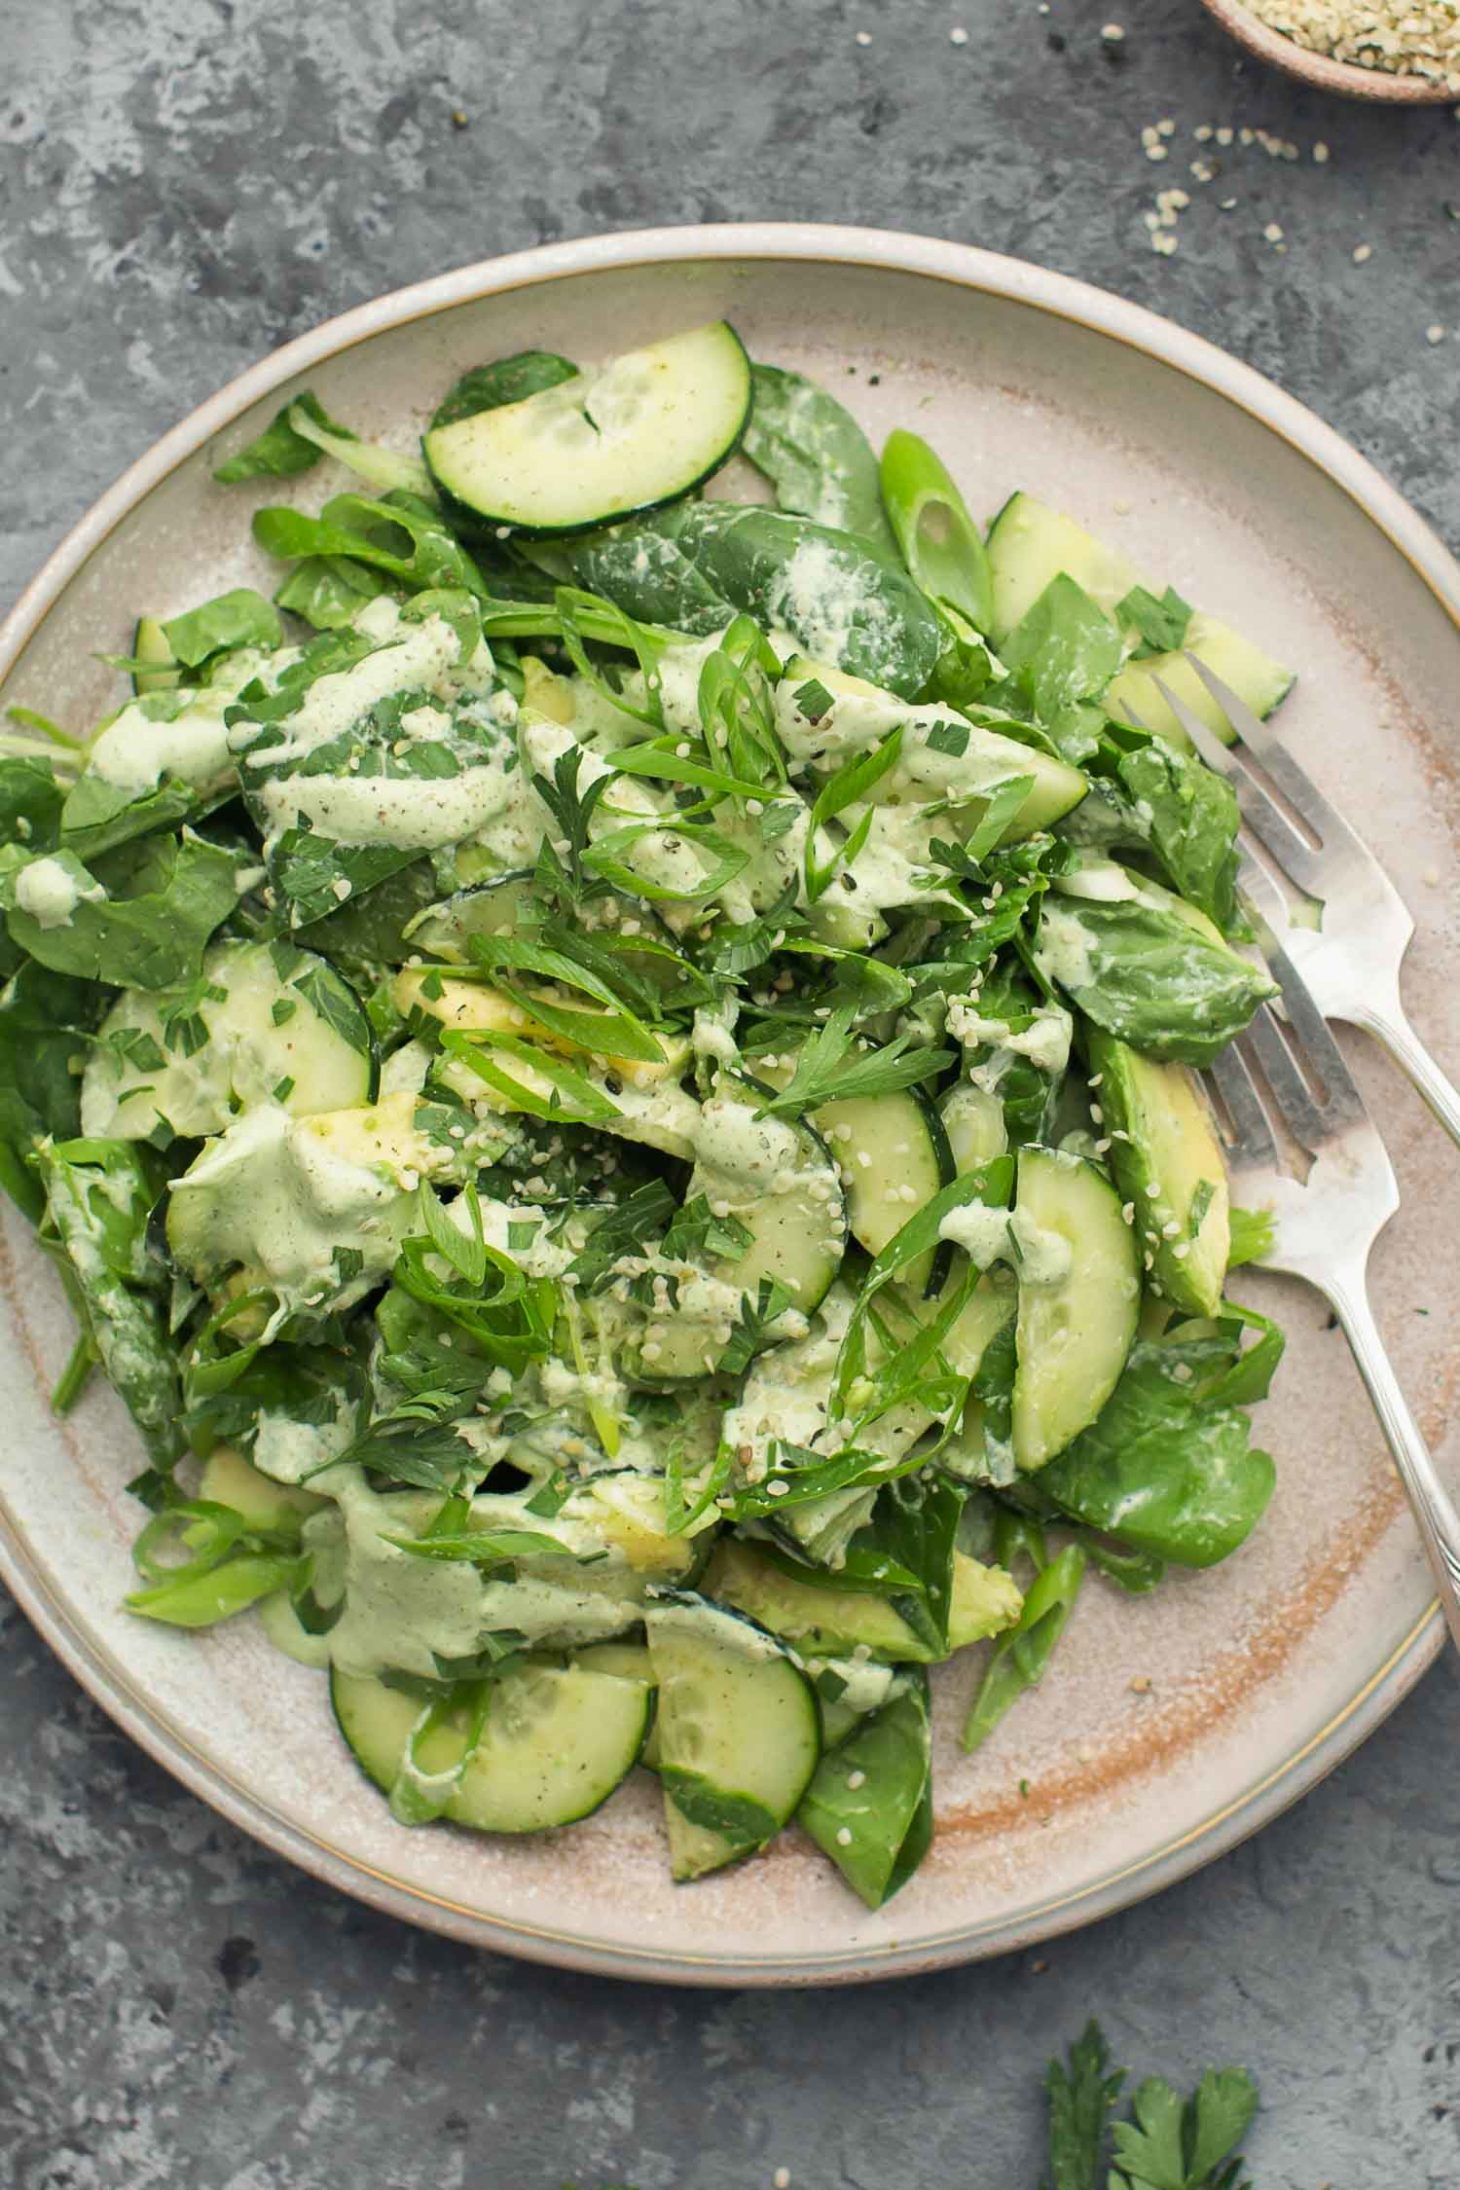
[6, 832, 247, 990]
[36, 1138, 182, 1467]
[1082, 729, 1241, 931]
[295, 856, 442, 980]
[0, 964, 105, 1220]
[162, 589, 282, 667]
[741, 364, 896, 554]
[0, 756, 64, 853]
[854, 1474, 966, 1656]
[798, 1672, 933, 1907]
[214, 391, 357, 483]
[1117, 582, 1193, 658]
[58, 775, 201, 863]
[1036, 883, 1276, 1065]
[1115, 739, 1239, 932]
[430, 349, 579, 432]
[275, 555, 393, 631]
[880, 428, 994, 636]
[1038, 1322, 1281, 1567]
[562, 503, 944, 698]
[999, 576, 1123, 759]
[253, 490, 486, 599]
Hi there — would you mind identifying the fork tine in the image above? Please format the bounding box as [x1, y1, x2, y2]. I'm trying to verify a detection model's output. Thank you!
[1149, 674, 1328, 890]
[1207, 1041, 1278, 1167]
[1243, 1007, 1334, 1157]
[1243, 920, 1369, 1151]
[1235, 849, 1289, 935]
[1181, 654, 1344, 849]
[1245, 898, 1358, 1090]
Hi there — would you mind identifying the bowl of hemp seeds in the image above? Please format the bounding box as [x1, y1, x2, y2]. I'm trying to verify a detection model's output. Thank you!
[1199, 0, 1460, 100]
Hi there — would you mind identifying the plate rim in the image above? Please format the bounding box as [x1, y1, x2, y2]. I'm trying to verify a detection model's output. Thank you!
[0, 221, 1449, 1986]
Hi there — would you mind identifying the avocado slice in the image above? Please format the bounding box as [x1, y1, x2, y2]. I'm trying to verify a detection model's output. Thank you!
[1086, 1028, 1230, 1316]
[702, 1539, 1021, 1663]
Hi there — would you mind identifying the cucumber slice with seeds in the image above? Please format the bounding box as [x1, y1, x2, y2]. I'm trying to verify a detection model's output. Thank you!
[815, 1085, 953, 1296]
[1010, 1146, 1141, 1470]
[424, 323, 752, 536]
[646, 1598, 819, 1880]
[331, 1659, 652, 1833]
[576, 1640, 661, 1768]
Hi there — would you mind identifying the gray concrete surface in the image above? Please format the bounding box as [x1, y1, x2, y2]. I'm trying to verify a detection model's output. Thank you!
[2, 3, 1459, 2183]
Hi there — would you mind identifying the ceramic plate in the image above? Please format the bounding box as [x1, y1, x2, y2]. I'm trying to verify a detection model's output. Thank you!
[2, 226, 1457, 1985]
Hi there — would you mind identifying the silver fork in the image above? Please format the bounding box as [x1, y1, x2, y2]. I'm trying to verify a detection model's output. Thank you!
[1202, 916, 1460, 1648]
[1135, 656, 1460, 1147]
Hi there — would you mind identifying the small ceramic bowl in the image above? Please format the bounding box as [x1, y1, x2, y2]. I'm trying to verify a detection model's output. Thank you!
[1201, 0, 1459, 102]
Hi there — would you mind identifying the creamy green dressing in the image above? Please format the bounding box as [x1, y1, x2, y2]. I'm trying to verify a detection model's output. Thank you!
[14, 853, 104, 928]
[167, 1100, 423, 1315]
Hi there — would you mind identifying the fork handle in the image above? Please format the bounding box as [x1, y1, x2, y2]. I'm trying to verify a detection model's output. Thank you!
[1330, 1280, 1460, 1652]
[1354, 997, 1460, 1151]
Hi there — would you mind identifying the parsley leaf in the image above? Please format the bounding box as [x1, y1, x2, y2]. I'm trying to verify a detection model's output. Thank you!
[1044, 2020, 1125, 2190]
[1110, 2066, 1257, 2189]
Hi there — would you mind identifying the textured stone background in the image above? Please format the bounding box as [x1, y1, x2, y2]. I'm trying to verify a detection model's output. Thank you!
[3, 3, 1460, 2185]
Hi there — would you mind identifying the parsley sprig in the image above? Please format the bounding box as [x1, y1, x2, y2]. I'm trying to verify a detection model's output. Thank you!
[1045, 2022, 1258, 2190]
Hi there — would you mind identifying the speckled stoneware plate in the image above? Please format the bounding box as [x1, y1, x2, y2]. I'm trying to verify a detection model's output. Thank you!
[2, 225, 1458, 1986]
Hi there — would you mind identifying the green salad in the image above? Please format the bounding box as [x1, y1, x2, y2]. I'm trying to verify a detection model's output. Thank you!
[0, 323, 1290, 1904]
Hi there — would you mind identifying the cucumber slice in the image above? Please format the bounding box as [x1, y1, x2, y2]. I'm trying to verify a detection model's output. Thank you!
[1106, 610, 1294, 752]
[986, 492, 1141, 641]
[405, 873, 542, 959]
[1087, 1030, 1230, 1316]
[132, 615, 182, 697]
[331, 1659, 652, 1832]
[82, 938, 373, 1141]
[815, 1086, 953, 1296]
[629, 1085, 846, 1382]
[1010, 1146, 1141, 1470]
[576, 1640, 661, 1768]
[886, 1265, 1017, 1379]
[986, 496, 1294, 744]
[423, 322, 752, 536]
[645, 1597, 820, 1879]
